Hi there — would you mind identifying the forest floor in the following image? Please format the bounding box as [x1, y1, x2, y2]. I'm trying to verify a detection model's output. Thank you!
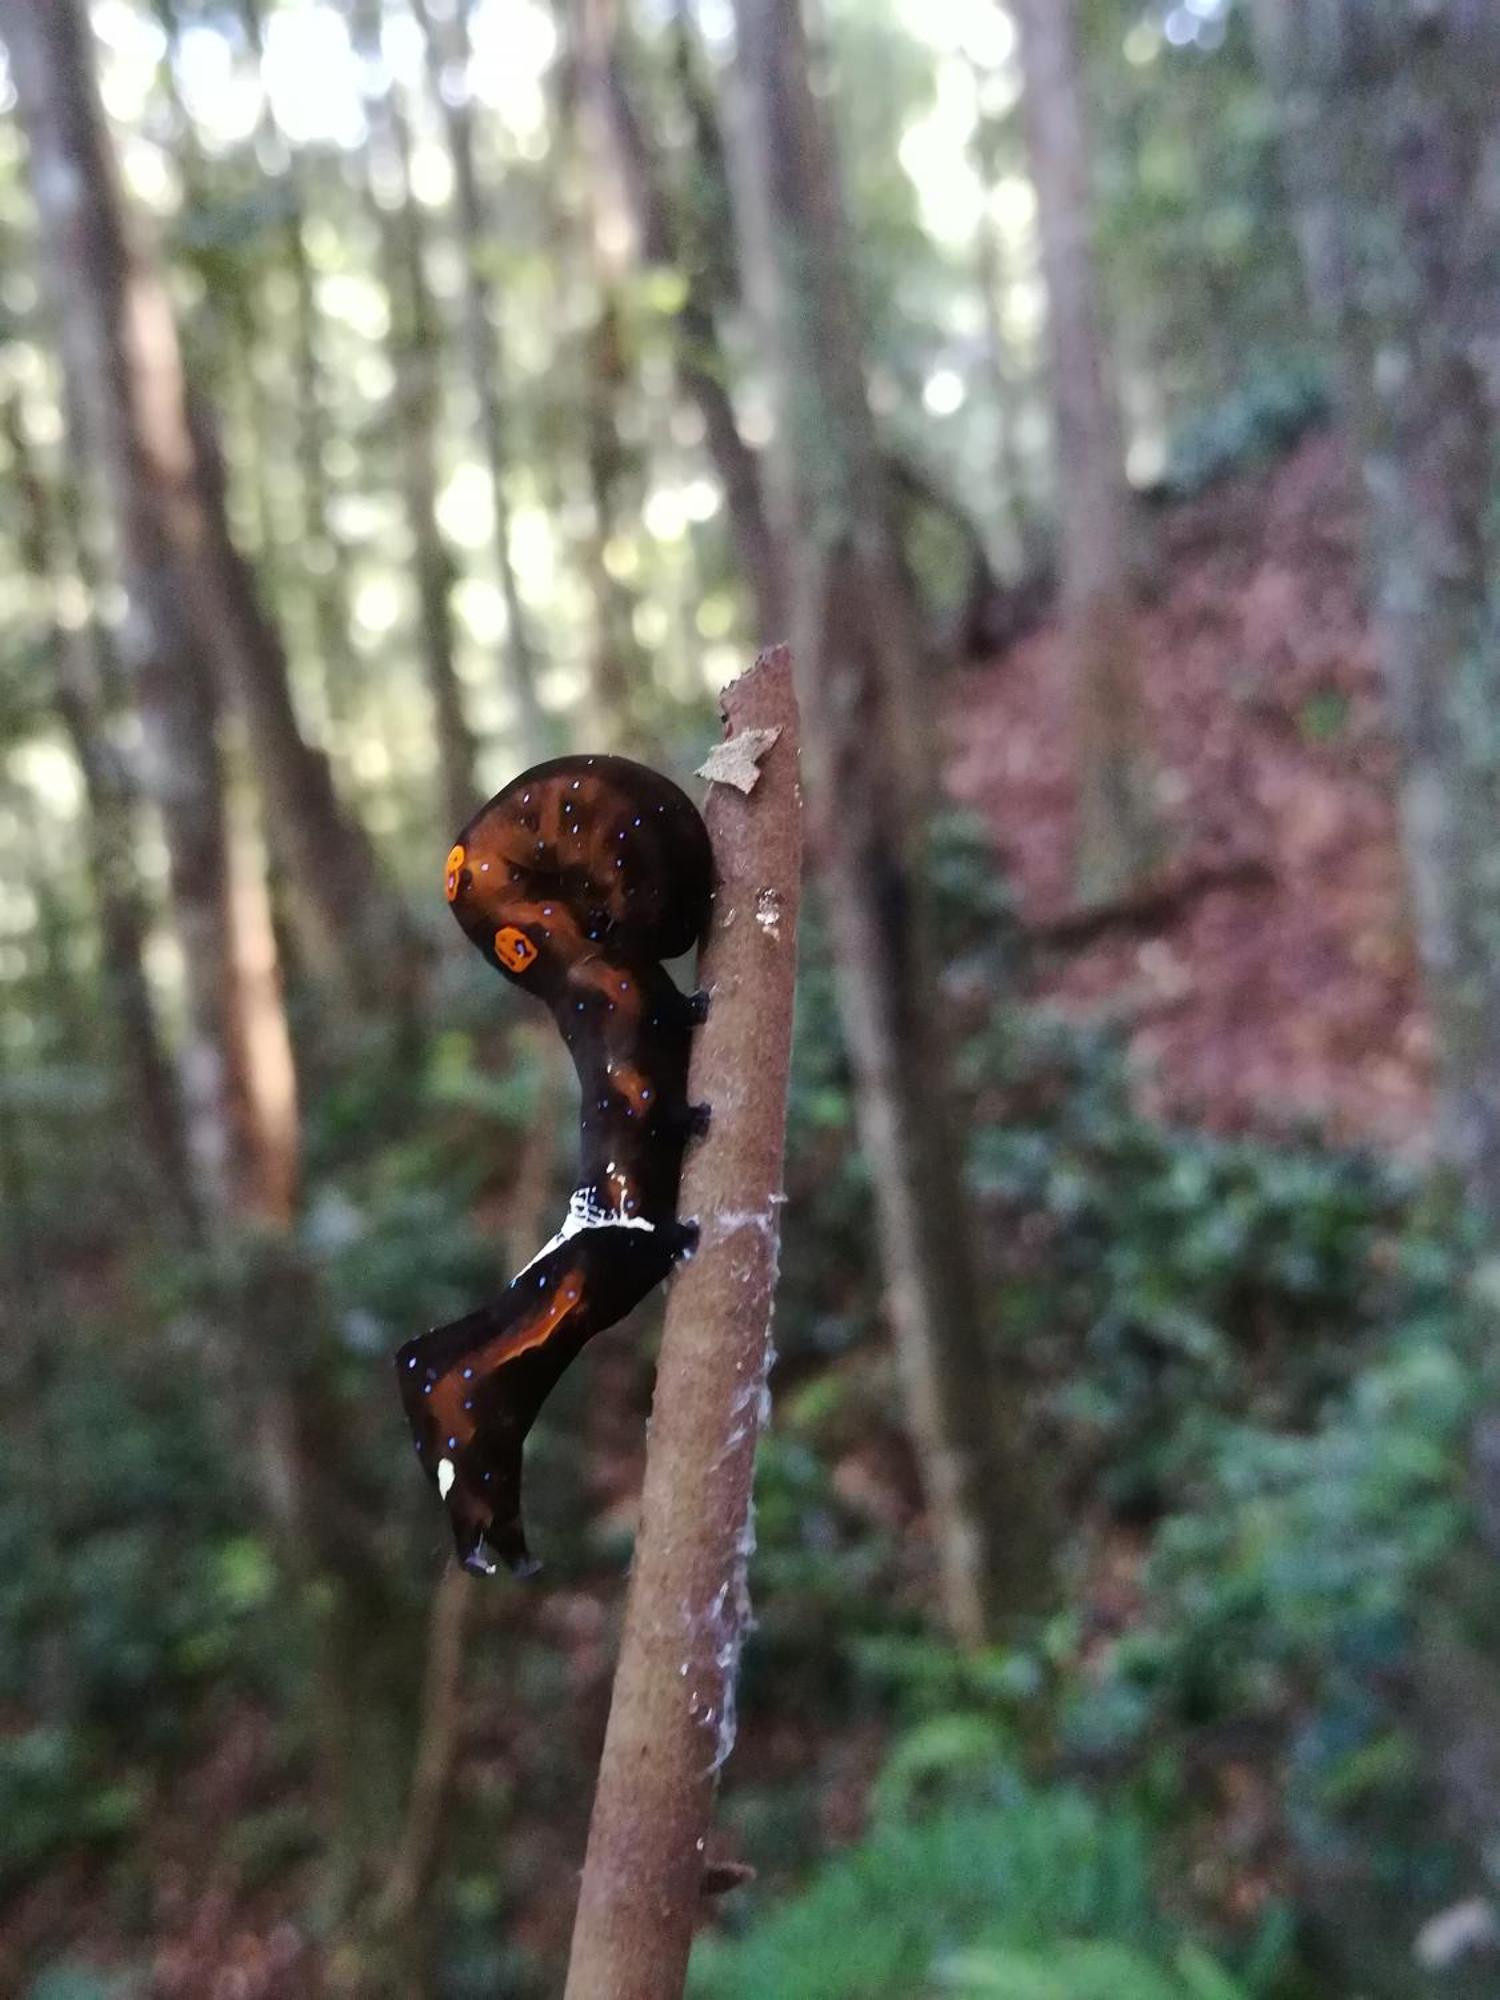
[948, 425, 1430, 1152]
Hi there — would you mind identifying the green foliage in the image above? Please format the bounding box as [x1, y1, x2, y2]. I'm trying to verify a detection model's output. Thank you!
[1075, 1297, 1483, 1759]
[1090, 7, 1311, 437]
[691, 1770, 1262, 2000]
[0, 1310, 295, 1891]
[0, 1727, 143, 1889]
[938, 1939, 1251, 2000]
[968, 1007, 1416, 1503]
[0, 1333, 270, 1732]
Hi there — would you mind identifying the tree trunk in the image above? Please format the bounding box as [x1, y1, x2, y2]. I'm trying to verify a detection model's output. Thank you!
[4, 0, 407, 1021]
[409, 0, 549, 761]
[549, 0, 660, 754]
[581, 0, 788, 640]
[351, 0, 480, 838]
[1011, 0, 1161, 905]
[238, 0, 364, 741]
[4, 0, 248, 1216]
[1251, 1, 1500, 1222]
[725, 0, 1050, 1643]
[969, 79, 1046, 582]
[1, 0, 348, 1551]
[582, 294, 653, 752]
[6, 6, 430, 1909]
[2, 387, 200, 1243]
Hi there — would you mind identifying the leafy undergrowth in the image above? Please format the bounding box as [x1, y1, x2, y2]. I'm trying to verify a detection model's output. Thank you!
[690, 1778, 1267, 2000]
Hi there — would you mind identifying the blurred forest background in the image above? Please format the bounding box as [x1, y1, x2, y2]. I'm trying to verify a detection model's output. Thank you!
[3, 0, 1500, 1994]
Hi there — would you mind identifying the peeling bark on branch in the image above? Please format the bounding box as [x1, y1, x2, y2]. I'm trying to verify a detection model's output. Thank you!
[563, 647, 801, 2000]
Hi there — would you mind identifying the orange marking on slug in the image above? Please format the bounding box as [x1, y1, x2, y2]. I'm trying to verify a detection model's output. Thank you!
[429, 1269, 587, 1468]
[478, 1271, 585, 1371]
[444, 843, 466, 903]
[495, 925, 539, 972]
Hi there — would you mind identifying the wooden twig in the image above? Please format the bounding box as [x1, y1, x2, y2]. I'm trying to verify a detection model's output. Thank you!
[563, 647, 802, 2000]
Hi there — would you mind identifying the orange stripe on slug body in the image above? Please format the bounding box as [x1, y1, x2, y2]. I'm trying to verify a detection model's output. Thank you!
[476, 1271, 585, 1374]
[428, 1271, 587, 1469]
[444, 843, 466, 903]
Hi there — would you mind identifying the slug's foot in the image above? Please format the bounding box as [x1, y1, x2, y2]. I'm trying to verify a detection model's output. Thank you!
[670, 1100, 711, 1141]
[667, 1216, 701, 1265]
[458, 1517, 541, 1582]
[685, 987, 711, 1025]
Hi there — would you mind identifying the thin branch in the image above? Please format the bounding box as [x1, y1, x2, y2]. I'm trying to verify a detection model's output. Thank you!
[563, 646, 802, 2000]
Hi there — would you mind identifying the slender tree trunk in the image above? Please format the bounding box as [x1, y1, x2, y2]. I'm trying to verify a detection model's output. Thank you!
[969, 86, 1046, 581]
[2, 388, 200, 1242]
[582, 294, 653, 751]
[581, 0, 788, 640]
[351, 0, 480, 836]
[8, 5, 430, 1906]
[1252, 1, 1500, 1222]
[5, 0, 408, 1019]
[1251, 14, 1500, 1962]
[238, 0, 364, 740]
[409, 0, 549, 760]
[2, 0, 352, 1591]
[551, 0, 658, 754]
[4, 0, 247, 1216]
[1011, 0, 1161, 904]
[725, 0, 1050, 1643]
[188, 392, 419, 1011]
[374, 1032, 568, 1984]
